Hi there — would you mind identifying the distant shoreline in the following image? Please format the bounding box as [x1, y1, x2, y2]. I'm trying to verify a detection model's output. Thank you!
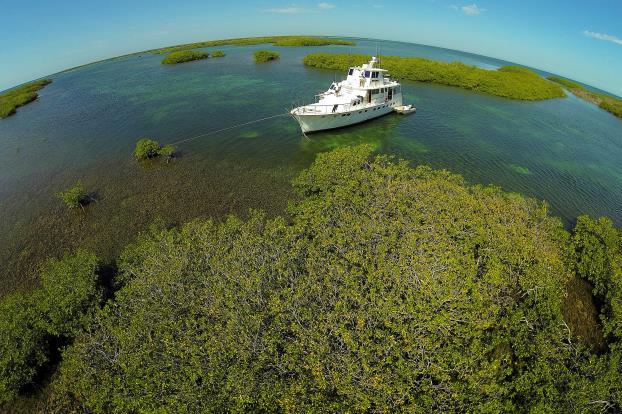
[549, 76, 622, 120]
[2, 35, 620, 100]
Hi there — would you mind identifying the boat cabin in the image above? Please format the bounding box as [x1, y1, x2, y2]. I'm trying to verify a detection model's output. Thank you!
[345, 57, 391, 88]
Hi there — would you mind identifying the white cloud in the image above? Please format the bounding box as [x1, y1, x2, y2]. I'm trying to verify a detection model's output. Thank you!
[318, 2, 335, 9]
[266, 5, 305, 13]
[460, 3, 486, 16]
[583, 30, 622, 46]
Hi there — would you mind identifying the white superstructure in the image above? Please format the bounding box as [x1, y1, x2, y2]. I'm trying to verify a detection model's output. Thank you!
[291, 56, 406, 133]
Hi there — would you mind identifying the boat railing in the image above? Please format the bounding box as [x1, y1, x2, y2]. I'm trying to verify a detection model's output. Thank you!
[292, 102, 363, 115]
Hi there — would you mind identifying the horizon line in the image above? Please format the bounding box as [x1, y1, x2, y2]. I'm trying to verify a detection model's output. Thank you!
[1, 34, 620, 99]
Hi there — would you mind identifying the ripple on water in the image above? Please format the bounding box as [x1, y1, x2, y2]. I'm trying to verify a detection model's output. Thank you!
[0, 38, 621, 295]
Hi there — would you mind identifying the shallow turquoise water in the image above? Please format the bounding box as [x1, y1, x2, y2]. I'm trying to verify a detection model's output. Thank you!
[1, 38, 621, 292]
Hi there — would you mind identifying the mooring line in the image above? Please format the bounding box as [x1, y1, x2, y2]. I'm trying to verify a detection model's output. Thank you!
[169, 112, 290, 146]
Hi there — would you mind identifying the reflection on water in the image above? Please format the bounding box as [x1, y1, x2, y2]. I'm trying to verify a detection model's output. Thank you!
[0, 38, 621, 295]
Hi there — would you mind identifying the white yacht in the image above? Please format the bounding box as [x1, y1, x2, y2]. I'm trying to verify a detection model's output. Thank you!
[291, 56, 413, 133]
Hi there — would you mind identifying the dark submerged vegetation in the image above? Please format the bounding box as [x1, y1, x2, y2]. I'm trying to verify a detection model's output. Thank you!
[161, 50, 209, 64]
[0, 79, 52, 119]
[304, 53, 565, 100]
[151, 35, 354, 54]
[548, 76, 622, 119]
[2, 145, 622, 412]
[254, 50, 280, 63]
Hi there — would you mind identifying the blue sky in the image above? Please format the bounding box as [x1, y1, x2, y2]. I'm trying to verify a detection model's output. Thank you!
[1, 0, 621, 96]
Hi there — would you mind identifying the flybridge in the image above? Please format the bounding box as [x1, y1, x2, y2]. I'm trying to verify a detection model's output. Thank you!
[345, 56, 390, 89]
[290, 56, 415, 133]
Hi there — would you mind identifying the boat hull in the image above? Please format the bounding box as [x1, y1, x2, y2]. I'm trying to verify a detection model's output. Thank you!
[292, 104, 396, 133]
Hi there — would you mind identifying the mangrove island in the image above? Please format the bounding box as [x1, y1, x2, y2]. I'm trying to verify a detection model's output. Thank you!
[0, 79, 52, 119]
[548, 76, 622, 119]
[161, 50, 209, 65]
[150, 35, 355, 54]
[303, 53, 565, 101]
[254, 50, 280, 63]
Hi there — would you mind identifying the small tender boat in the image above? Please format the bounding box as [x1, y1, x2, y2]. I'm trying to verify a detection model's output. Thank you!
[394, 104, 416, 114]
[290, 56, 414, 133]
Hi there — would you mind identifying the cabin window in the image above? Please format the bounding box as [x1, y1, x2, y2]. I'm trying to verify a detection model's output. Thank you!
[372, 72, 379, 79]
[364, 71, 371, 78]
[348, 68, 354, 76]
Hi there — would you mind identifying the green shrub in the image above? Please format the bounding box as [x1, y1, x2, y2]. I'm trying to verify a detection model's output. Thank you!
[0, 79, 52, 119]
[571, 216, 622, 339]
[159, 144, 176, 162]
[211, 50, 225, 57]
[134, 138, 176, 161]
[0, 293, 47, 403]
[600, 99, 622, 118]
[0, 251, 100, 403]
[134, 138, 161, 159]
[55, 180, 89, 209]
[161, 50, 209, 65]
[253, 50, 280, 63]
[303, 53, 565, 100]
[35, 251, 101, 337]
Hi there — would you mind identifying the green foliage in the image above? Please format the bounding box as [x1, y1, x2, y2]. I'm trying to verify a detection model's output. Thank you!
[0, 79, 51, 119]
[134, 139, 176, 161]
[151, 36, 354, 54]
[4, 146, 622, 412]
[303, 53, 565, 100]
[0, 251, 100, 404]
[161, 50, 209, 65]
[600, 98, 622, 119]
[548, 76, 622, 119]
[133, 138, 161, 160]
[55, 180, 88, 209]
[211, 50, 225, 57]
[159, 144, 176, 158]
[548, 75, 585, 90]
[56, 145, 612, 413]
[0, 293, 47, 403]
[253, 50, 280, 63]
[35, 251, 101, 337]
[568, 216, 622, 409]
[571, 216, 622, 340]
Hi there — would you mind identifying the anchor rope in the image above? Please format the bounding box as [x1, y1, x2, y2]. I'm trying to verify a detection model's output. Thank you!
[169, 112, 290, 146]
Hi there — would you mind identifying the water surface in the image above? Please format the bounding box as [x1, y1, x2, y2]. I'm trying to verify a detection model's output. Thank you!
[1, 38, 621, 294]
